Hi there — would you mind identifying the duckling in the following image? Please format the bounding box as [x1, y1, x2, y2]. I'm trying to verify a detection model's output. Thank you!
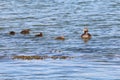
[9, 31, 16, 35]
[55, 36, 65, 40]
[35, 32, 43, 37]
[20, 29, 30, 34]
[81, 28, 91, 40]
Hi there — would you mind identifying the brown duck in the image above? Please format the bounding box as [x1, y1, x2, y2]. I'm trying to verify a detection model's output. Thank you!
[81, 28, 91, 42]
[35, 32, 43, 37]
[20, 29, 30, 34]
[55, 36, 65, 40]
[9, 31, 16, 35]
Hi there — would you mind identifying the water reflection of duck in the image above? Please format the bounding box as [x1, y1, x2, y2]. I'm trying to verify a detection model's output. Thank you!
[20, 29, 30, 34]
[81, 28, 91, 42]
[55, 36, 65, 40]
[35, 32, 43, 37]
[9, 31, 16, 35]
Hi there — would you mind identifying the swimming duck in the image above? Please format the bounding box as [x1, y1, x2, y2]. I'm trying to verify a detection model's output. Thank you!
[35, 32, 43, 37]
[9, 31, 15, 35]
[55, 36, 65, 40]
[20, 29, 30, 34]
[81, 28, 91, 41]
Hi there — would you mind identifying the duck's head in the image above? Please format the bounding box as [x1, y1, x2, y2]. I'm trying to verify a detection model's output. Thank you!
[39, 32, 43, 36]
[40, 32, 43, 35]
[83, 28, 88, 33]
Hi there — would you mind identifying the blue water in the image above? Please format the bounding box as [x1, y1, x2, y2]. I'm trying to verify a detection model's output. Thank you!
[0, 0, 120, 80]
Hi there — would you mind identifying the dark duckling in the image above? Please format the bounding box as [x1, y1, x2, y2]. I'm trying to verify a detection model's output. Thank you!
[81, 28, 91, 42]
[35, 32, 43, 37]
[55, 36, 65, 40]
[9, 31, 16, 35]
[20, 29, 30, 34]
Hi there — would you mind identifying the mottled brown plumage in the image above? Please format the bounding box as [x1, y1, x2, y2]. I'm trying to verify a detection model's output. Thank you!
[35, 32, 43, 37]
[9, 31, 16, 35]
[81, 28, 91, 42]
[20, 29, 30, 34]
[55, 36, 65, 40]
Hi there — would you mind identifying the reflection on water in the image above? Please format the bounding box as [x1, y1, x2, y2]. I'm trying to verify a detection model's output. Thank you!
[0, 0, 120, 80]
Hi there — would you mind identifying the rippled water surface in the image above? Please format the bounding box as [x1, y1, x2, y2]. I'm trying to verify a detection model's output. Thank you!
[0, 0, 120, 80]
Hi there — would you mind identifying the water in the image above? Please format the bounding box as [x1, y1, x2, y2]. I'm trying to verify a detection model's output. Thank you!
[0, 0, 120, 80]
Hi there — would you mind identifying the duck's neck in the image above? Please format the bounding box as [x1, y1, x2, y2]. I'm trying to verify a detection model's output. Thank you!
[84, 31, 88, 34]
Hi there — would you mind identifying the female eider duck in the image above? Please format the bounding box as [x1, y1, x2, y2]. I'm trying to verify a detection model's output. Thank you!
[55, 36, 65, 40]
[81, 28, 91, 42]
[35, 32, 43, 37]
[20, 29, 30, 34]
[9, 31, 16, 35]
